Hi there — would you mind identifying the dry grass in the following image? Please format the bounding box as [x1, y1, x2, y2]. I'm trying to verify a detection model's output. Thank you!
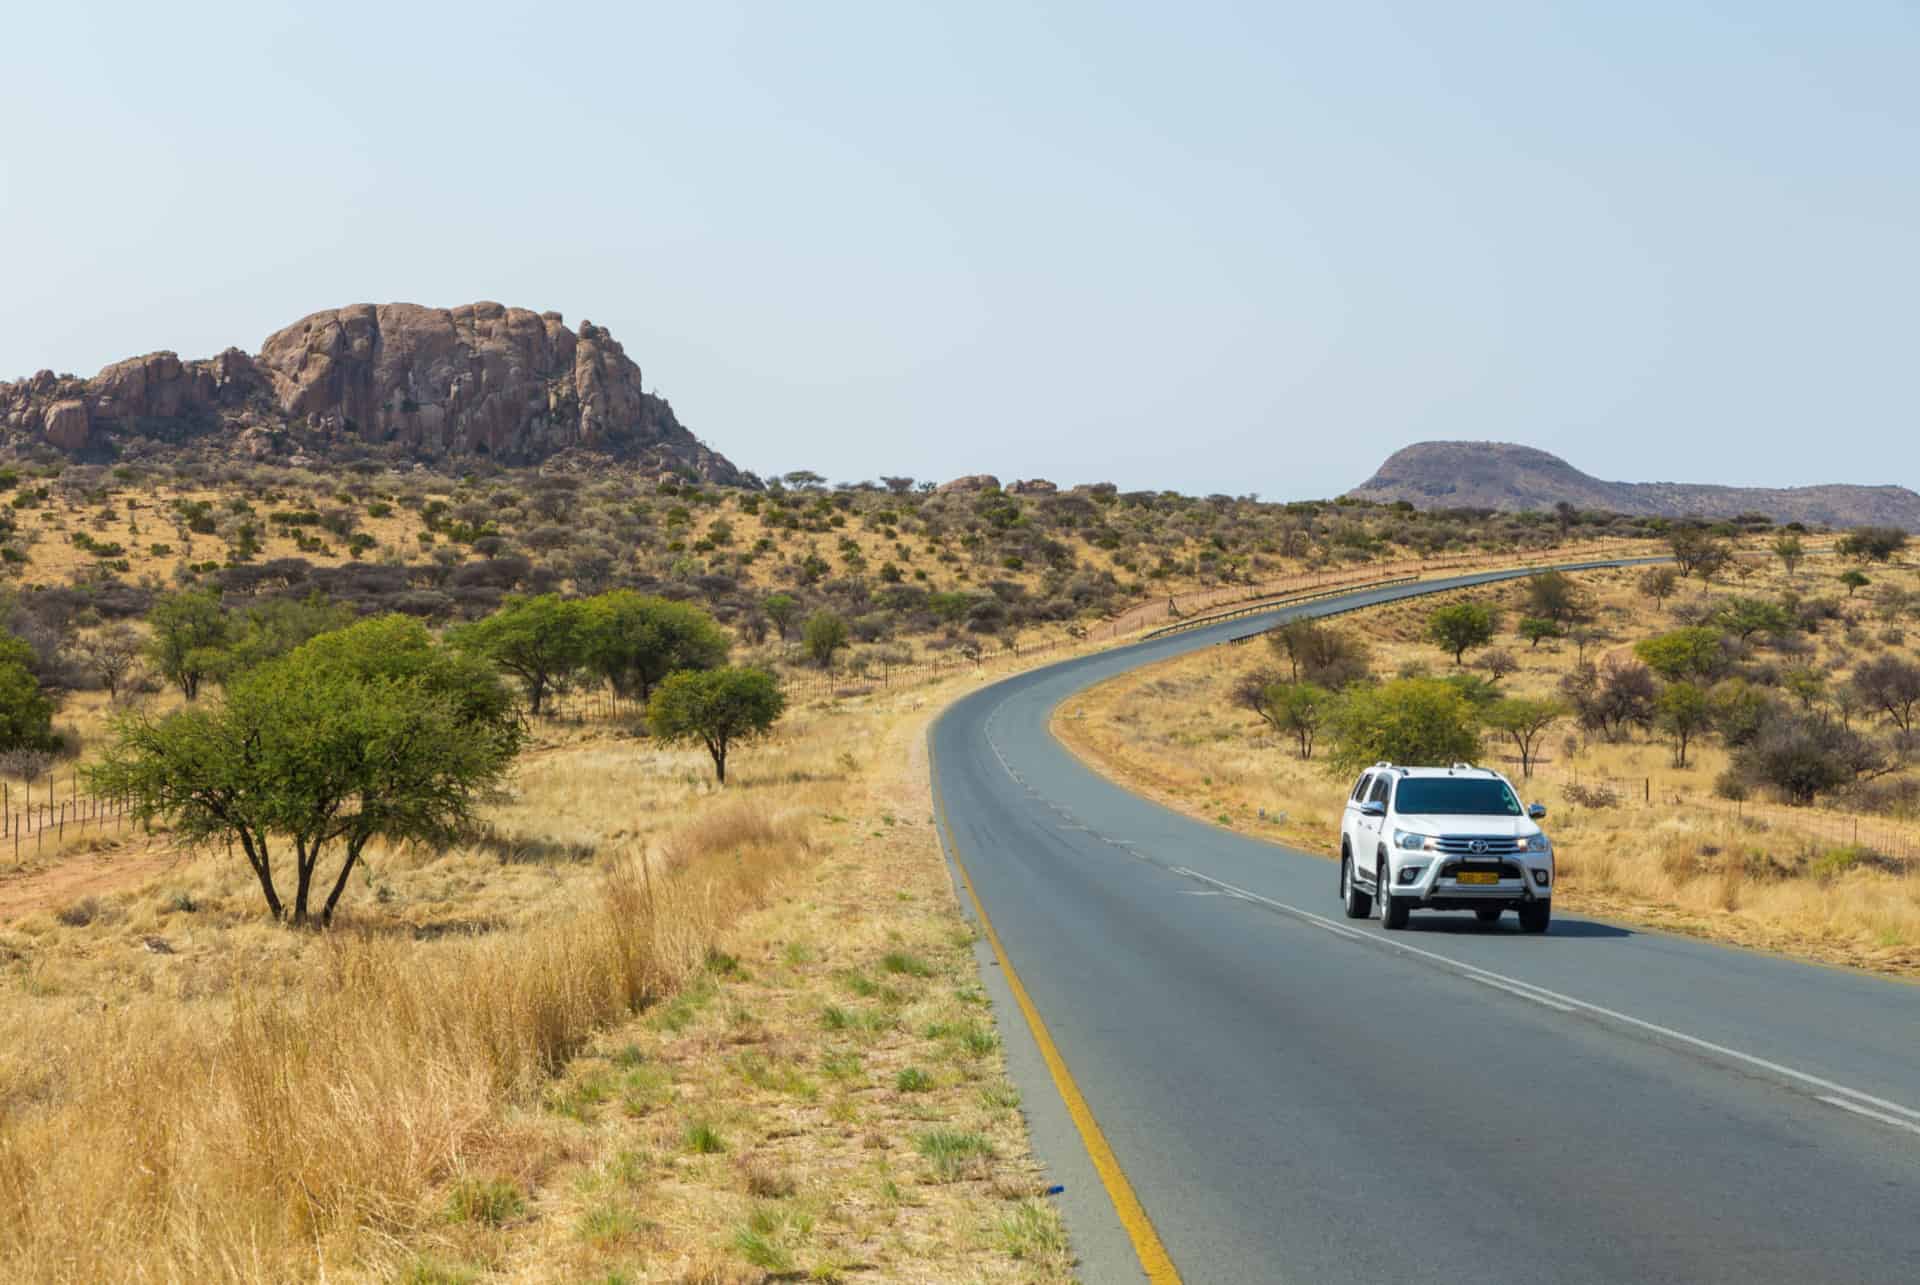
[0, 666, 1071, 1282]
[1056, 550, 1920, 978]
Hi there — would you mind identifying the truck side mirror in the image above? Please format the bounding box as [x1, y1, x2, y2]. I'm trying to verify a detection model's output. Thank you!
[1528, 803, 1547, 820]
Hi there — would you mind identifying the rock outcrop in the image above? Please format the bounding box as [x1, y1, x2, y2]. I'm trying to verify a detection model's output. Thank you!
[936, 474, 1001, 494]
[1, 302, 751, 483]
[1347, 441, 1920, 530]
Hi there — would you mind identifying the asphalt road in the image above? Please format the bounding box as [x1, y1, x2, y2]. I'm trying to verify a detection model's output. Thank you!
[931, 564, 1920, 1284]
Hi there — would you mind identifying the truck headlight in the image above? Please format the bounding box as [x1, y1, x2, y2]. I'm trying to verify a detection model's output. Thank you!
[1524, 835, 1550, 853]
[1394, 830, 1435, 851]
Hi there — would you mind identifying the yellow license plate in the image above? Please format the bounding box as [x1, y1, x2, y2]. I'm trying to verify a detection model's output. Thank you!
[1456, 871, 1499, 886]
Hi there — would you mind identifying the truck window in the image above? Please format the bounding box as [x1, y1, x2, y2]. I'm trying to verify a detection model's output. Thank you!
[1368, 775, 1392, 807]
[1351, 773, 1373, 802]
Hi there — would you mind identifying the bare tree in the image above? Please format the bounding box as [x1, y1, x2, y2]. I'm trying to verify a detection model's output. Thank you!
[70, 623, 143, 702]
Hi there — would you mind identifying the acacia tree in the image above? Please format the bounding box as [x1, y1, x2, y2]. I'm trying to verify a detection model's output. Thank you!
[1483, 697, 1565, 778]
[1428, 602, 1495, 665]
[1772, 533, 1805, 579]
[583, 590, 729, 701]
[648, 667, 786, 784]
[1325, 678, 1480, 775]
[90, 616, 521, 927]
[71, 623, 143, 701]
[1851, 655, 1920, 735]
[145, 588, 233, 700]
[1654, 682, 1712, 767]
[764, 593, 801, 643]
[1258, 681, 1329, 759]
[450, 593, 588, 713]
[803, 610, 849, 668]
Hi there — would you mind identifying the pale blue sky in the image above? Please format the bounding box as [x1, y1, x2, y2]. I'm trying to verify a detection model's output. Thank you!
[2, 1, 1914, 497]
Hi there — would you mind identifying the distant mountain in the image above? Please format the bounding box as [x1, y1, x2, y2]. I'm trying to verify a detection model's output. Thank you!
[0, 302, 751, 483]
[1347, 442, 1920, 530]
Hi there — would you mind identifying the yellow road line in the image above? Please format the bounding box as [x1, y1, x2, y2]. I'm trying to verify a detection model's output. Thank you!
[930, 733, 1182, 1284]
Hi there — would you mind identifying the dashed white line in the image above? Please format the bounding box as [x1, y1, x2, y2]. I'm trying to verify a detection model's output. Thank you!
[1168, 865, 1920, 1136]
[1817, 1096, 1920, 1138]
[1474, 976, 1575, 1012]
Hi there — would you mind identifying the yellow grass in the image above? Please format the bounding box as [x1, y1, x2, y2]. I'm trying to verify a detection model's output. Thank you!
[1057, 553, 1920, 978]
[0, 668, 1071, 1282]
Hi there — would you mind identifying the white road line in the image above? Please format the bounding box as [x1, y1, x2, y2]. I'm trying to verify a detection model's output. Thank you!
[1817, 1096, 1920, 1139]
[1474, 976, 1575, 1012]
[1169, 866, 1920, 1133]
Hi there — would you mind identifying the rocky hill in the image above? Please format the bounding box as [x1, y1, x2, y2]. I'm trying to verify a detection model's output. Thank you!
[1348, 441, 1920, 529]
[0, 302, 751, 483]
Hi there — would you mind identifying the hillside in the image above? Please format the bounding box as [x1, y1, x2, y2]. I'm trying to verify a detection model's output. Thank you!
[1347, 441, 1920, 529]
[0, 302, 750, 483]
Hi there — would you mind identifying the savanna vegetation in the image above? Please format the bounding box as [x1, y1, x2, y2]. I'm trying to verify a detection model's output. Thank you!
[0, 452, 1881, 1278]
[1059, 528, 1920, 977]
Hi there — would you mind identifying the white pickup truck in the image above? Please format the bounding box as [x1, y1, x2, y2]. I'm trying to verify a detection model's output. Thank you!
[1338, 762, 1554, 933]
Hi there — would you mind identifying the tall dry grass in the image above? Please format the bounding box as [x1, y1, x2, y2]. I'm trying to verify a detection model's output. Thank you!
[0, 788, 813, 1282]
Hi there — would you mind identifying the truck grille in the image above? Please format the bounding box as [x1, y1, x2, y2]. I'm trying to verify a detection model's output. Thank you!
[1438, 859, 1525, 880]
[1434, 836, 1522, 855]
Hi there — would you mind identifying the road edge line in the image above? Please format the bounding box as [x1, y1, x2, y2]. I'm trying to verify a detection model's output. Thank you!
[928, 728, 1182, 1284]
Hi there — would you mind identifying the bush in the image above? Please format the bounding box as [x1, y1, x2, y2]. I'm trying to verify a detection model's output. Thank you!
[802, 610, 850, 668]
[1325, 678, 1479, 774]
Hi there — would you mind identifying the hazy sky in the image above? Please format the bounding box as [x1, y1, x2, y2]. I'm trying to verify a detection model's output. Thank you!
[3, 2, 1915, 497]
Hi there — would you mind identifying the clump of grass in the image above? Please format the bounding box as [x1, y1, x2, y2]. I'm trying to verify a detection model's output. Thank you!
[783, 941, 819, 966]
[55, 897, 103, 928]
[578, 1202, 640, 1247]
[894, 1067, 933, 1093]
[996, 1199, 1069, 1261]
[979, 1082, 1021, 1110]
[684, 1119, 727, 1155]
[839, 971, 880, 998]
[820, 1052, 863, 1081]
[740, 1158, 797, 1198]
[914, 1129, 995, 1181]
[443, 1176, 524, 1226]
[880, 951, 932, 978]
[730, 1202, 815, 1273]
[544, 1071, 613, 1121]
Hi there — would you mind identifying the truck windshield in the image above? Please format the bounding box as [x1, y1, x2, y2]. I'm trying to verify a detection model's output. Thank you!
[1395, 778, 1522, 816]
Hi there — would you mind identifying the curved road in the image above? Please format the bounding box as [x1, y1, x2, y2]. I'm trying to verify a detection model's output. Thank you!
[931, 564, 1920, 1284]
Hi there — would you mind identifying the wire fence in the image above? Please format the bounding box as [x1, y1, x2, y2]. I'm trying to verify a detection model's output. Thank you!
[1493, 761, 1920, 866]
[0, 774, 140, 864]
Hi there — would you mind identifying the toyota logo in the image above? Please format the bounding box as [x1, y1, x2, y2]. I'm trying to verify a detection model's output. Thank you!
[1469, 839, 1489, 854]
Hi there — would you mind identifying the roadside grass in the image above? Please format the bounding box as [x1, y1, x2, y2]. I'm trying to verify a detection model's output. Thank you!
[0, 675, 1071, 1282]
[1055, 558, 1920, 978]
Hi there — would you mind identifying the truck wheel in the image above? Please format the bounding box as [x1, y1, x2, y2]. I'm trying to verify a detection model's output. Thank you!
[1341, 855, 1372, 919]
[1475, 907, 1502, 926]
[1378, 860, 1408, 930]
[1518, 901, 1552, 934]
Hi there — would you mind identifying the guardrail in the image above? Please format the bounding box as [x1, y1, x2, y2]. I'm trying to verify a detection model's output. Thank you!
[1145, 576, 1420, 643]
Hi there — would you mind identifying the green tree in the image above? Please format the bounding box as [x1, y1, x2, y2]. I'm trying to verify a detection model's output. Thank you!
[1427, 602, 1495, 665]
[647, 667, 786, 784]
[1633, 627, 1726, 682]
[1518, 617, 1562, 649]
[1482, 697, 1566, 778]
[763, 593, 801, 642]
[217, 593, 356, 680]
[582, 591, 729, 700]
[1259, 681, 1329, 759]
[1840, 569, 1870, 597]
[1654, 682, 1712, 767]
[89, 616, 521, 927]
[1771, 533, 1804, 579]
[802, 610, 849, 669]
[1838, 526, 1908, 562]
[1713, 596, 1792, 644]
[145, 588, 233, 700]
[1326, 678, 1481, 775]
[0, 658, 56, 752]
[1668, 527, 1729, 579]
[1638, 566, 1680, 607]
[1523, 571, 1585, 625]
[450, 593, 590, 714]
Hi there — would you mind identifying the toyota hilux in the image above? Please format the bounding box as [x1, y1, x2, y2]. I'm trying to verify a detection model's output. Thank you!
[1338, 762, 1553, 932]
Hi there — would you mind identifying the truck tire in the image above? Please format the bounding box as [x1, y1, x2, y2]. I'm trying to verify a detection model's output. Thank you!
[1341, 854, 1373, 919]
[1518, 901, 1552, 934]
[1378, 860, 1409, 930]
